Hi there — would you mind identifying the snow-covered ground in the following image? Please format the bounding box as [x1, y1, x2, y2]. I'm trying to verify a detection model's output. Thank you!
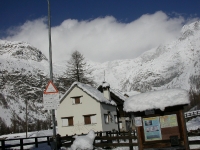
[186, 116, 200, 131]
[187, 116, 200, 149]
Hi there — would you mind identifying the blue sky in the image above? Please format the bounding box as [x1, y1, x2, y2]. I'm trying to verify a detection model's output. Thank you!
[1, 0, 200, 62]
[1, 0, 199, 31]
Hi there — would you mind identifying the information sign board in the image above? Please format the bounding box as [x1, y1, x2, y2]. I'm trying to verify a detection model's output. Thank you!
[143, 117, 162, 141]
[135, 117, 142, 127]
[160, 114, 178, 128]
[43, 93, 59, 110]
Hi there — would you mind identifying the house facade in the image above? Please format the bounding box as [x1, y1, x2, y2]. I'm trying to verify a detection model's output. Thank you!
[57, 82, 118, 136]
[97, 84, 131, 132]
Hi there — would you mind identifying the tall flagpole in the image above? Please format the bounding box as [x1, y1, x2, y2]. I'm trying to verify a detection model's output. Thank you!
[47, 0, 57, 149]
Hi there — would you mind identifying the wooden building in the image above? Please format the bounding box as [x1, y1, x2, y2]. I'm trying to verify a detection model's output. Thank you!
[124, 89, 190, 150]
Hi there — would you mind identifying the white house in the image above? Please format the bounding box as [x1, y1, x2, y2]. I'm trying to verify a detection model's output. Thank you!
[97, 83, 131, 131]
[57, 82, 118, 136]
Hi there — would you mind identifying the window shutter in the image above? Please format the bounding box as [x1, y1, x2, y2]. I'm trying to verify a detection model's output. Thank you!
[114, 115, 118, 123]
[71, 98, 75, 104]
[119, 122, 122, 129]
[106, 115, 109, 123]
[91, 115, 96, 124]
[80, 97, 82, 103]
[104, 114, 108, 123]
[84, 116, 91, 124]
[68, 117, 73, 126]
[75, 97, 80, 104]
[62, 118, 68, 126]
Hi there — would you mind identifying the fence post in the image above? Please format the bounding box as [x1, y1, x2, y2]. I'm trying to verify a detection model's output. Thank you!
[123, 132, 126, 142]
[100, 131, 102, 143]
[93, 135, 96, 147]
[47, 136, 50, 145]
[56, 134, 61, 149]
[1, 140, 5, 150]
[72, 134, 76, 144]
[35, 137, 38, 148]
[129, 131, 133, 150]
[20, 139, 23, 150]
[116, 131, 119, 143]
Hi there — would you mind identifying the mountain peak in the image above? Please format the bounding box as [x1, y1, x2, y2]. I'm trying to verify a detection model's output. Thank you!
[0, 40, 47, 62]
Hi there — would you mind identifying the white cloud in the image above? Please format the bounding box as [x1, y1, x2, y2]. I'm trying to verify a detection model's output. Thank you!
[4, 11, 197, 63]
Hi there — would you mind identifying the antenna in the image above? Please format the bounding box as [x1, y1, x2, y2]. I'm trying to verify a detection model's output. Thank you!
[104, 70, 105, 81]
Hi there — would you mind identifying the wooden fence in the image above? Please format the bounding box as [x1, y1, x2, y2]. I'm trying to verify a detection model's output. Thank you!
[0, 136, 51, 150]
[0, 131, 199, 150]
[57, 131, 137, 150]
[185, 110, 200, 119]
[57, 130, 200, 150]
[188, 130, 200, 149]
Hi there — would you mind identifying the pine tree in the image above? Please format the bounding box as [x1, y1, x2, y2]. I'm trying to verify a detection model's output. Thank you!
[64, 50, 95, 87]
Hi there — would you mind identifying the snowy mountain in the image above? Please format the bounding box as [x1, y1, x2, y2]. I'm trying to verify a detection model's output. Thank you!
[1, 21, 200, 132]
[0, 40, 51, 133]
[92, 21, 200, 94]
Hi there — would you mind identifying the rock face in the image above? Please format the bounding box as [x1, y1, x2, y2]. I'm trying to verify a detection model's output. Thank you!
[1, 21, 200, 132]
[0, 40, 47, 62]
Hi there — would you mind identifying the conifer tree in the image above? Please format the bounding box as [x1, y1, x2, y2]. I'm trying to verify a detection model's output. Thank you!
[64, 50, 95, 87]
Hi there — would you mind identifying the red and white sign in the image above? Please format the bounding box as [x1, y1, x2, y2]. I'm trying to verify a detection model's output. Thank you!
[43, 81, 59, 110]
[44, 81, 58, 94]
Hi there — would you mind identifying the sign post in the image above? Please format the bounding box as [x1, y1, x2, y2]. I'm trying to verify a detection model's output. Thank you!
[43, 81, 59, 150]
[46, 0, 57, 149]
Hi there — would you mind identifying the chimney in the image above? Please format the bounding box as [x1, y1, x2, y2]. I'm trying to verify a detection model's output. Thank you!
[102, 81, 111, 100]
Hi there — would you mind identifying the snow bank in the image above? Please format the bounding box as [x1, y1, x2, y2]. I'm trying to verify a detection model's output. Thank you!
[70, 130, 95, 150]
[124, 89, 189, 112]
[187, 116, 200, 131]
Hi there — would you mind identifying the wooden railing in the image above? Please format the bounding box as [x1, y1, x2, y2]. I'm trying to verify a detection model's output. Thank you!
[94, 131, 138, 150]
[185, 110, 200, 118]
[57, 130, 200, 150]
[188, 130, 200, 149]
[0, 136, 51, 150]
[0, 131, 199, 150]
[57, 131, 138, 150]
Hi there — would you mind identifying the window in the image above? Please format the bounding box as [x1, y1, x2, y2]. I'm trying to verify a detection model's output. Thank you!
[104, 114, 109, 124]
[114, 115, 118, 123]
[61, 117, 74, 126]
[84, 116, 91, 124]
[119, 121, 122, 129]
[75, 97, 80, 104]
[83, 114, 96, 124]
[71, 96, 82, 104]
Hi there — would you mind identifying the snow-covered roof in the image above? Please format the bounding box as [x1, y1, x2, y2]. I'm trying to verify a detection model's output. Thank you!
[97, 83, 126, 101]
[123, 91, 141, 97]
[60, 82, 116, 106]
[102, 81, 110, 88]
[110, 88, 127, 101]
[124, 89, 189, 112]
